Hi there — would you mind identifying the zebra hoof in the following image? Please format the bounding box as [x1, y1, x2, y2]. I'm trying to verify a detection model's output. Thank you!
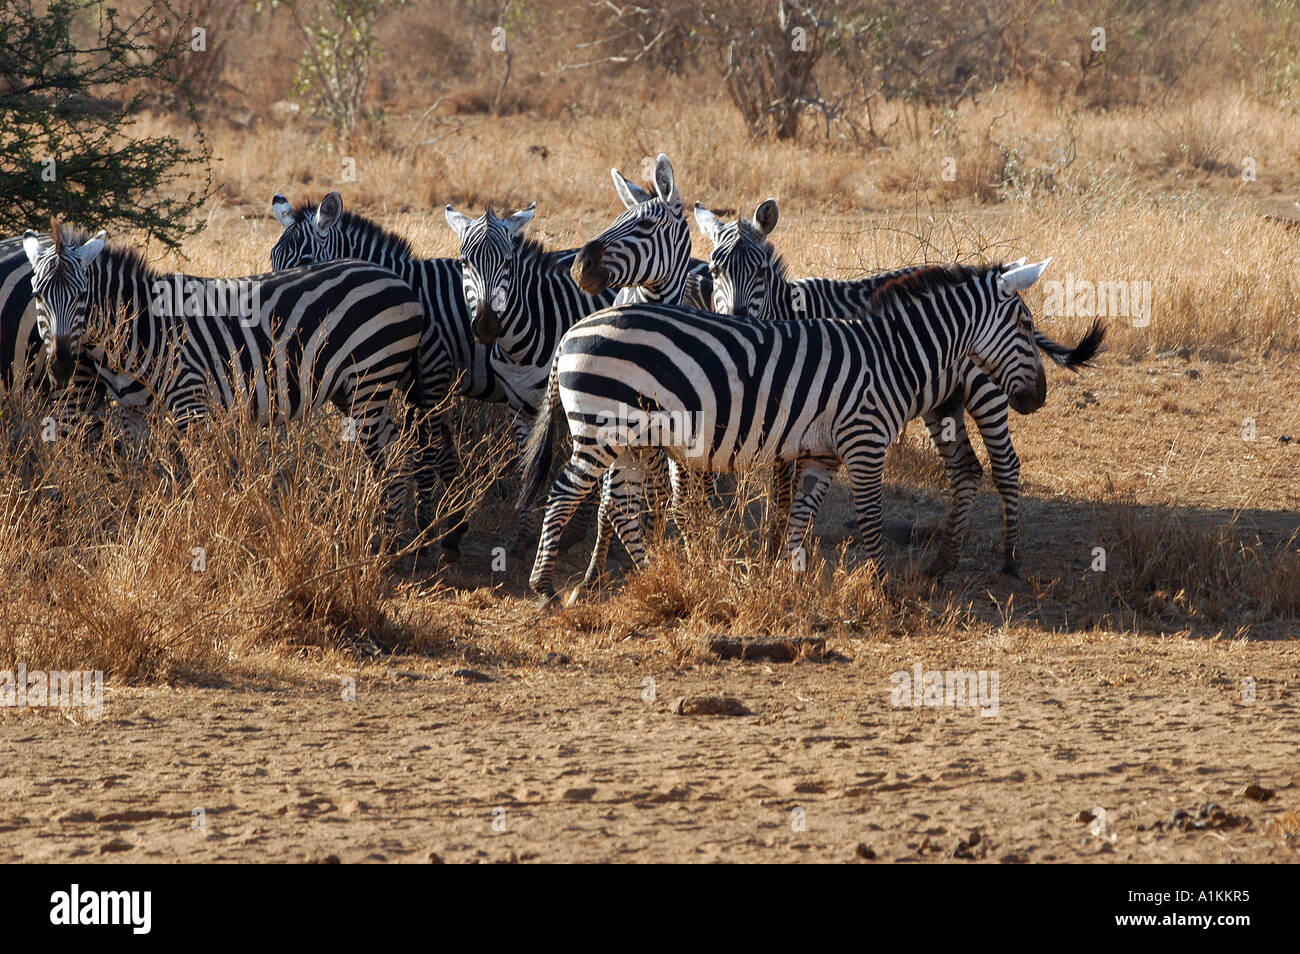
[1001, 559, 1020, 579]
[562, 587, 585, 609]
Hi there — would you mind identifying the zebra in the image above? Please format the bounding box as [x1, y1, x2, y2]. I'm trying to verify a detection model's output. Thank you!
[696, 198, 1105, 576]
[22, 224, 427, 525]
[443, 156, 712, 556]
[567, 153, 698, 587]
[0, 233, 48, 392]
[269, 191, 483, 555]
[519, 260, 1103, 601]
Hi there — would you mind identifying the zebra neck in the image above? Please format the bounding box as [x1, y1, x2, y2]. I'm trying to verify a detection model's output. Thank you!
[618, 269, 688, 306]
[84, 255, 183, 402]
[867, 294, 976, 396]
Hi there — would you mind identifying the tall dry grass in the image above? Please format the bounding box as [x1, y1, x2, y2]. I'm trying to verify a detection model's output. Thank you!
[16, 4, 1300, 681]
[0, 383, 504, 684]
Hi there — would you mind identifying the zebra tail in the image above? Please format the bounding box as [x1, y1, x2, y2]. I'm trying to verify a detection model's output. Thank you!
[517, 355, 562, 510]
[1035, 318, 1106, 372]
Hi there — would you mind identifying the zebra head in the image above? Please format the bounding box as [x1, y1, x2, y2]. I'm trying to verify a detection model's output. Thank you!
[269, 190, 345, 269]
[695, 198, 781, 318]
[571, 153, 689, 301]
[971, 259, 1057, 415]
[22, 223, 106, 387]
[445, 201, 536, 345]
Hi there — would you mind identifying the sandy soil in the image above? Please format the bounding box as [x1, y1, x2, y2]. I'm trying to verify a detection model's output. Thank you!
[2, 356, 1299, 863]
[1, 633, 1296, 863]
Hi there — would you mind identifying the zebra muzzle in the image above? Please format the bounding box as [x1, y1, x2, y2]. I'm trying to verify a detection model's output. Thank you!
[471, 310, 502, 344]
[572, 242, 610, 296]
[48, 339, 76, 387]
[1009, 365, 1048, 414]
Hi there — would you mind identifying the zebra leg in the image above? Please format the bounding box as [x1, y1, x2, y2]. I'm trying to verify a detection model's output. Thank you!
[780, 461, 834, 567]
[964, 384, 1021, 577]
[417, 412, 470, 559]
[507, 410, 539, 560]
[530, 449, 615, 601]
[668, 462, 711, 561]
[354, 409, 406, 538]
[767, 461, 796, 558]
[583, 470, 618, 587]
[843, 443, 890, 574]
[582, 458, 649, 588]
[922, 396, 983, 577]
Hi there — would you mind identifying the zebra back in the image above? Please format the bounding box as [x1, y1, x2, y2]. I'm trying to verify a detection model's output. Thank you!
[269, 192, 498, 402]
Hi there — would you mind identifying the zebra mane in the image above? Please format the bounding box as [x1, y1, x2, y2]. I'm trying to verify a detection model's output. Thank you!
[45, 219, 158, 279]
[47, 219, 95, 255]
[89, 238, 162, 282]
[289, 199, 416, 259]
[515, 233, 550, 268]
[866, 262, 995, 312]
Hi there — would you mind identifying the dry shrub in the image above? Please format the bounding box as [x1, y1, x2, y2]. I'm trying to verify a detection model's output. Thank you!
[1089, 495, 1300, 627]
[554, 468, 970, 648]
[0, 383, 502, 685]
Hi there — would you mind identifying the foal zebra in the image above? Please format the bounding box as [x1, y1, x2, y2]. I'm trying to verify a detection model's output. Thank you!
[444, 159, 711, 555]
[697, 199, 1105, 575]
[521, 261, 1099, 600]
[23, 225, 427, 524]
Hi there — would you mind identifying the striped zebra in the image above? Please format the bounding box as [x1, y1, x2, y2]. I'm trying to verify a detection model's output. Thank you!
[568, 154, 697, 586]
[269, 191, 485, 554]
[443, 156, 712, 556]
[519, 260, 1102, 600]
[22, 224, 427, 525]
[0, 233, 47, 391]
[696, 199, 1104, 576]
[0, 233, 110, 423]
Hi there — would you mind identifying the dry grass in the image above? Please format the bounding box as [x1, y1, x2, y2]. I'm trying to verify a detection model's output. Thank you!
[0, 385, 503, 684]
[16, 11, 1300, 683]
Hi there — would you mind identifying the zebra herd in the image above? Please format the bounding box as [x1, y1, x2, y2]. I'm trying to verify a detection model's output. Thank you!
[5, 152, 1103, 603]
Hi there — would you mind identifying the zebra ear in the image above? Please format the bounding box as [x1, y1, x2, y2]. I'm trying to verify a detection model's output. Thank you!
[22, 230, 45, 269]
[272, 193, 296, 229]
[611, 168, 652, 209]
[753, 198, 779, 235]
[1000, 257, 1052, 293]
[694, 202, 723, 245]
[503, 202, 536, 238]
[76, 231, 107, 265]
[653, 153, 681, 213]
[314, 191, 343, 235]
[445, 204, 473, 240]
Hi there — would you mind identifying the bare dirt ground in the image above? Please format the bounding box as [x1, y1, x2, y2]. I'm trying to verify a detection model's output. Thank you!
[2, 356, 1299, 863]
[0, 635, 1296, 863]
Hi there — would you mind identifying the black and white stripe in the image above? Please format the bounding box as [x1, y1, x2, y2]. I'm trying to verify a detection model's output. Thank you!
[269, 192, 493, 552]
[443, 162, 711, 556]
[0, 233, 48, 392]
[23, 226, 428, 527]
[697, 199, 1103, 575]
[569, 154, 696, 585]
[520, 261, 1101, 599]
